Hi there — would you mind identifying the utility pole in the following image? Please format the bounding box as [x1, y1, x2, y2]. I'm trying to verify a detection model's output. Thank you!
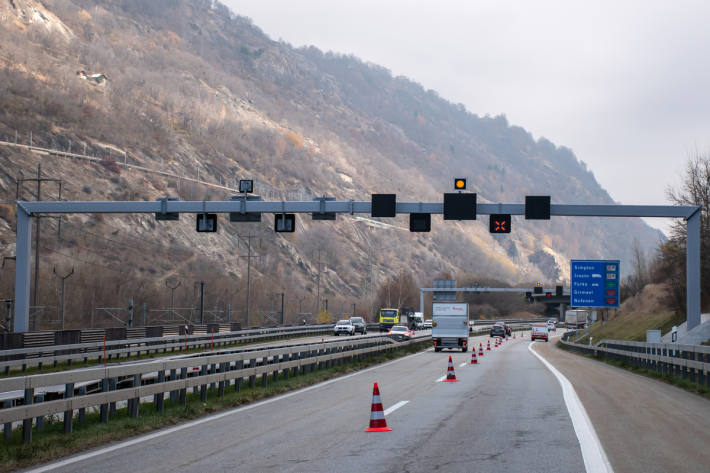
[237, 233, 263, 327]
[279, 292, 285, 325]
[315, 248, 326, 318]
[53, 266, 74, 330]
[199, 281, 205, 324]
[16, 164, 62, 331]
[165, 280, 181, 321]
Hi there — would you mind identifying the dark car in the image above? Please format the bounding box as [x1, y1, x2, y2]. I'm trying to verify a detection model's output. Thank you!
[490, 323, 506, 338]
[350, 316, 367, 334]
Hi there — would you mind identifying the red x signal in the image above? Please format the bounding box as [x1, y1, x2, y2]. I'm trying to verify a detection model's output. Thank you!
[489, 214, 511, 233]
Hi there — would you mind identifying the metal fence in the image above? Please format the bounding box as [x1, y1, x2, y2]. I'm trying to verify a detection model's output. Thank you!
[560, 333, 710, 388]
[0, 324, 344, 374]
[0, 334, 429, 443]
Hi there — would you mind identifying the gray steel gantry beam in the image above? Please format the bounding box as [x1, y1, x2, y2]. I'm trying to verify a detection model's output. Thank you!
[13, 200, 701, 332]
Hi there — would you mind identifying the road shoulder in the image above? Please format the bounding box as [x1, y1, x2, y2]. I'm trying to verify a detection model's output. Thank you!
[534, 337, 710, 473]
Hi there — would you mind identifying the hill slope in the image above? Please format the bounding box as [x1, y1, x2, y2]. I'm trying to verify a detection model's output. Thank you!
[0, 0, 662, 327]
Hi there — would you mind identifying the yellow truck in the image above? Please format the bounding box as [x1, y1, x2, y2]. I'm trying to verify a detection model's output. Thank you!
[379, 308, 399, 332]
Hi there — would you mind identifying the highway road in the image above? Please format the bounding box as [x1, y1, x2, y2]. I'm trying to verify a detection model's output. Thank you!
[26, 333, 590, 473]
[536, 335, 710, 473]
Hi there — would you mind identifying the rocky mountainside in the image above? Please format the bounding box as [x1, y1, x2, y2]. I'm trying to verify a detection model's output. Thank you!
[0, 0, 662, 327]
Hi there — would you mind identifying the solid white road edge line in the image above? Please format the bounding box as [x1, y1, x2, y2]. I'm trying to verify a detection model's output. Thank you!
[459, 362, 467, 367]
[528, 342, 614, 473]
[27, 347, 433, 473]
[383, 400, 409, 416]
[435, 375, 446, 382]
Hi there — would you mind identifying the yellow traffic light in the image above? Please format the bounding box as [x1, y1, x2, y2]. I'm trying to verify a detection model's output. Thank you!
[454, 178, 467, 190]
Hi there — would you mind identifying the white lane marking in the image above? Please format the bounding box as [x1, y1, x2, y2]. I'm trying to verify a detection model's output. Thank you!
[28, 348, 433, 473]
[528, 342, 614, 473]
[459, 362, 467, 367]
[435, 375, 446, 382]
[383, 400, 409, 416]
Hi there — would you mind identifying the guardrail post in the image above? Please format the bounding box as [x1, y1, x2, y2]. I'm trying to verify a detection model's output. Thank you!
[4, 400, 12, 440]
[109, 378, 117, 417]
[22, 387, 34, 443]
[218, 363, 226, 397]
[200, 365, 208, 402]
[34, 394, 44, 432]
[209, 363, 216, 392]
[155, 370, 165, 412]
[63, 382, 74, 434]
[170, 368, 178, 403]
[235, 360, 243, 392]
[179, 367, 187, 405]
[100, 378, 109, 423]
[283, 353, 290, 380]
[78, 386, 86, 423]
[272, 355, 279, 382]
[249, 359, 256, 388]
[130, 374, 141, 418]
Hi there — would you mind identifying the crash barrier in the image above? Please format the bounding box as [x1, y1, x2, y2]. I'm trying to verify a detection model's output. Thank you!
[469, 318, 548, 326]
[0, 324, 349, 374]
[0, 333, 431, 443]
[560, 333, 710, 388]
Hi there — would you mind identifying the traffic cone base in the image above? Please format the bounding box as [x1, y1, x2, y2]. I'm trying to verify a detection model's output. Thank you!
[365, 382, 392, 432]
[470, 352, 478, 364]
[444, 355, 459, 382]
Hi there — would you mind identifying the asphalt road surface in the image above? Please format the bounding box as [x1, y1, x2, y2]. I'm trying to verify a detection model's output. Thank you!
[27, 333, 587, 473]
[535, 335, 710, 473]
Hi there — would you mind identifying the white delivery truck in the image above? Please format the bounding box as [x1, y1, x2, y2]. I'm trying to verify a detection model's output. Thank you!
[565, 309, 589, 329]
[432, 302, 469, 352]
[412, 312, 424, 329]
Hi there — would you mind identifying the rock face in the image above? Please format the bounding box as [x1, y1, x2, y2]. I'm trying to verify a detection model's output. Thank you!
[0, 0, 662, 319]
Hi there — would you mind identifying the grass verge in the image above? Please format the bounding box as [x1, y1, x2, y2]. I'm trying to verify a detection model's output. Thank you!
[0, 340, 429, 471]
[556, 341, 710, 400]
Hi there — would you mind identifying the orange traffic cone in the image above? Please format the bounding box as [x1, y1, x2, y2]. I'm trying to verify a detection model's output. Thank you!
[470, 351, 478, 365]
[444, 355, 458, 382]
[478, 344, 484, 357]
[365, 382, 392, 432]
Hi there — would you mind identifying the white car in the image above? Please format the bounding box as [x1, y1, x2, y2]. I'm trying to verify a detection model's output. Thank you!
[333, 319, 355, 336]
[422, 320, 433, 329]
[547, 320, 557, 332]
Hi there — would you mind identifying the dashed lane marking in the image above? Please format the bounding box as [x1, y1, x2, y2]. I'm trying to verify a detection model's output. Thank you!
[383, 400, 409, 416]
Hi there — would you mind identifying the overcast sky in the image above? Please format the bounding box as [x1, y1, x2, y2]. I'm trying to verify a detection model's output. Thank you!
[223, 0, 710, 234]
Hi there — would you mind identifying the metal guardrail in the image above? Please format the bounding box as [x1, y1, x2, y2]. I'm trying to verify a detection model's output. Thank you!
[0, 325, 340, 374]
[469, 318, 549, 326]
[560, 334, 710, 388]
[0, 334, 430, 443]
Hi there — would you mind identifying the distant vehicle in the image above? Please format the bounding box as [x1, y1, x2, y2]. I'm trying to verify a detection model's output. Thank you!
[490, 322, 506, 338]
[531, 323, 549, 342]
[547, 320, 557, 332]
[349, 316, 367, 334]
[412, 312, 425, 329]
[565, 310, 589, 329]
[422, 319, 433, 329]
[378, 307, 417, 331]
[432, 302, 469, 352]
[379, 308, 399, 332]
[388, 325, 412, 341]
[333, 319, 355, 336]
